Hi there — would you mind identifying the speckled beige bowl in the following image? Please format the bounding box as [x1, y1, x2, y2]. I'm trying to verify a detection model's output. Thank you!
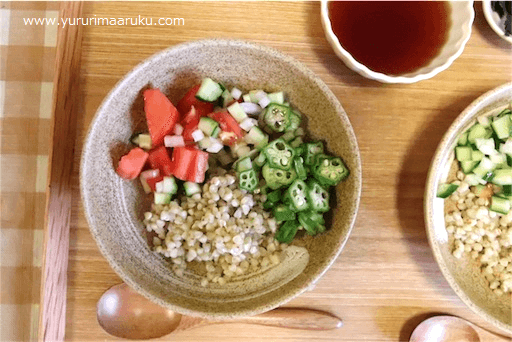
[425, 82, 512, 335]
[80, 39, 361, 319]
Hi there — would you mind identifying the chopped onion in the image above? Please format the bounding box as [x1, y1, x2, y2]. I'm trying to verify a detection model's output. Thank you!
[206, 138, 224, 153]
[236, 145, 252, 158]
[199, 137, 213, 149]
[240, 118, 257, 132]
[231, 87, 242, 100]
[155, 180, 165, 193]
[240, 102, 262, 115]
[140, 169, 160, 180]
[173, 123, 184, 135]
[164, 135, 185, 147]
[258, 96, 271, 108]
[254, 90, 267, 101]
[191, 129, 205, 142]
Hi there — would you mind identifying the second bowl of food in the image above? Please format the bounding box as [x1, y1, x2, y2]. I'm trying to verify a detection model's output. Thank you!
[425, 82, 512, 335]
[80, 39, 361, 318]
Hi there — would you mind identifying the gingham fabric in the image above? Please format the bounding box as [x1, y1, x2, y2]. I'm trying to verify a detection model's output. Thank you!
[0, 2, 58, 341]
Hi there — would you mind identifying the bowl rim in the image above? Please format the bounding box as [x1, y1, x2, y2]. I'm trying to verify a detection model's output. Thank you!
[80, 38, 362, 318]
[424, 82, 512, 336]
[482, 0, 512, 45]
[320, 0, 475, 84]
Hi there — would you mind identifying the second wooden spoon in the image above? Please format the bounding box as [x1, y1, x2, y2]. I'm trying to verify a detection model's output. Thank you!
[97, 283, 342, 340]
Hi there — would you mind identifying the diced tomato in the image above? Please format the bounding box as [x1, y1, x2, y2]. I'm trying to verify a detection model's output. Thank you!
[116, 147, 149, 180]
[182, 121, 199, 143]
[191, 149, 209, 183]
[170, 146, 208, 183]
[181, 106, 200, 126]
[208, 111, 244, 145]
[170, 146, 196, 181]
[146, 175, 164, 192]
[177, 84, 214, 118]
[147, 146, 174, 177]
[144, 89, 180, 147]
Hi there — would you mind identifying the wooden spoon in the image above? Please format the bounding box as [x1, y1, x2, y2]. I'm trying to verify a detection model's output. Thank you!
[97, 283, 342, 340]
[410, 315, 508, 342]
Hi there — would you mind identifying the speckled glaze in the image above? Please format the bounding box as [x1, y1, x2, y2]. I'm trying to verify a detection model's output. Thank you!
[425, 82, 512, 336]
[80, 39, 362, 319]
[321, 1, 474, 84]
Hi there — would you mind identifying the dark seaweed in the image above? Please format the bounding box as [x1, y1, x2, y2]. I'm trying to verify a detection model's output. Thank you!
[491, 1, 512, 36]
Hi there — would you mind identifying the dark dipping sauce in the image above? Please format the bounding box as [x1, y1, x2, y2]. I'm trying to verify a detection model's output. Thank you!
[328, 1, 451, 76]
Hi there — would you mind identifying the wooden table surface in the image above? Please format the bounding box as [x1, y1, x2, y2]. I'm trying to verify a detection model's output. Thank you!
[66, 2, 512, 341]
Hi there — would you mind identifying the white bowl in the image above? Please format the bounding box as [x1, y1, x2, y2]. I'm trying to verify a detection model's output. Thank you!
[320, 1, 475, 84]
[482, 0, 512, 44]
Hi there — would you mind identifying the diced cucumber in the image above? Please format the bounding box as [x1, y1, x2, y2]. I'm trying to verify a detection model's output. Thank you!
[235, 156, 253, 173]
[477, 115, 491, 127]
[245, 126, 269, 149]
[227, 102, 248, 123]
[464, 173, 484, 186]
[490, 196, 511, 214]
[472, 150, 484, 161]
[220, 89, 234, 107]
[468, 124, 491, 143]
[163, 176, 178, 195]
[492, 115, 511, 140]
[503, 185, 512, 196]
[455, 146, 473, 161]
[154, 193, 171, 204]
[497, 108, 512, 118]
[500, 138, 512, 155]
[457, 132, 469, 146]
[195, 78, 223, 102]
[492, 168, 512, 185]
[267, 92, 285, 104]
[198, 117, 219, 136]
[249, 90, 265, 103]
[211, 126, 220, 138]
[475, 138, 496, 155]
[482, 172, 495, 182]
[461, 160, 479, 174]
[473, 184, 488, 196]
[184, 182, 201, 196]
[437, 183, 459, 199]
[242, 94, 252, 102]
[130, 133, 152, 149]
[490, 153, 507, 168]
[472, 157, 495, 178]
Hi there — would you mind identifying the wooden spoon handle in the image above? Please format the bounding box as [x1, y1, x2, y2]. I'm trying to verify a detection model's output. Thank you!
[231, 308, 342, 330]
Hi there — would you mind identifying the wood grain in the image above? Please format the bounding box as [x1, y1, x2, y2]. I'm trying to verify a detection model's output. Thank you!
[38, 2, 83, 342]
[57, 1, 512, 341]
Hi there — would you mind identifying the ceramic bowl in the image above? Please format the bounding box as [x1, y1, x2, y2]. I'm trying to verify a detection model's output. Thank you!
[80, 39, 362, 319]
[482, 0, 512, 45]
[425, 82, 512, 336]
[320, 1, 475, 84]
